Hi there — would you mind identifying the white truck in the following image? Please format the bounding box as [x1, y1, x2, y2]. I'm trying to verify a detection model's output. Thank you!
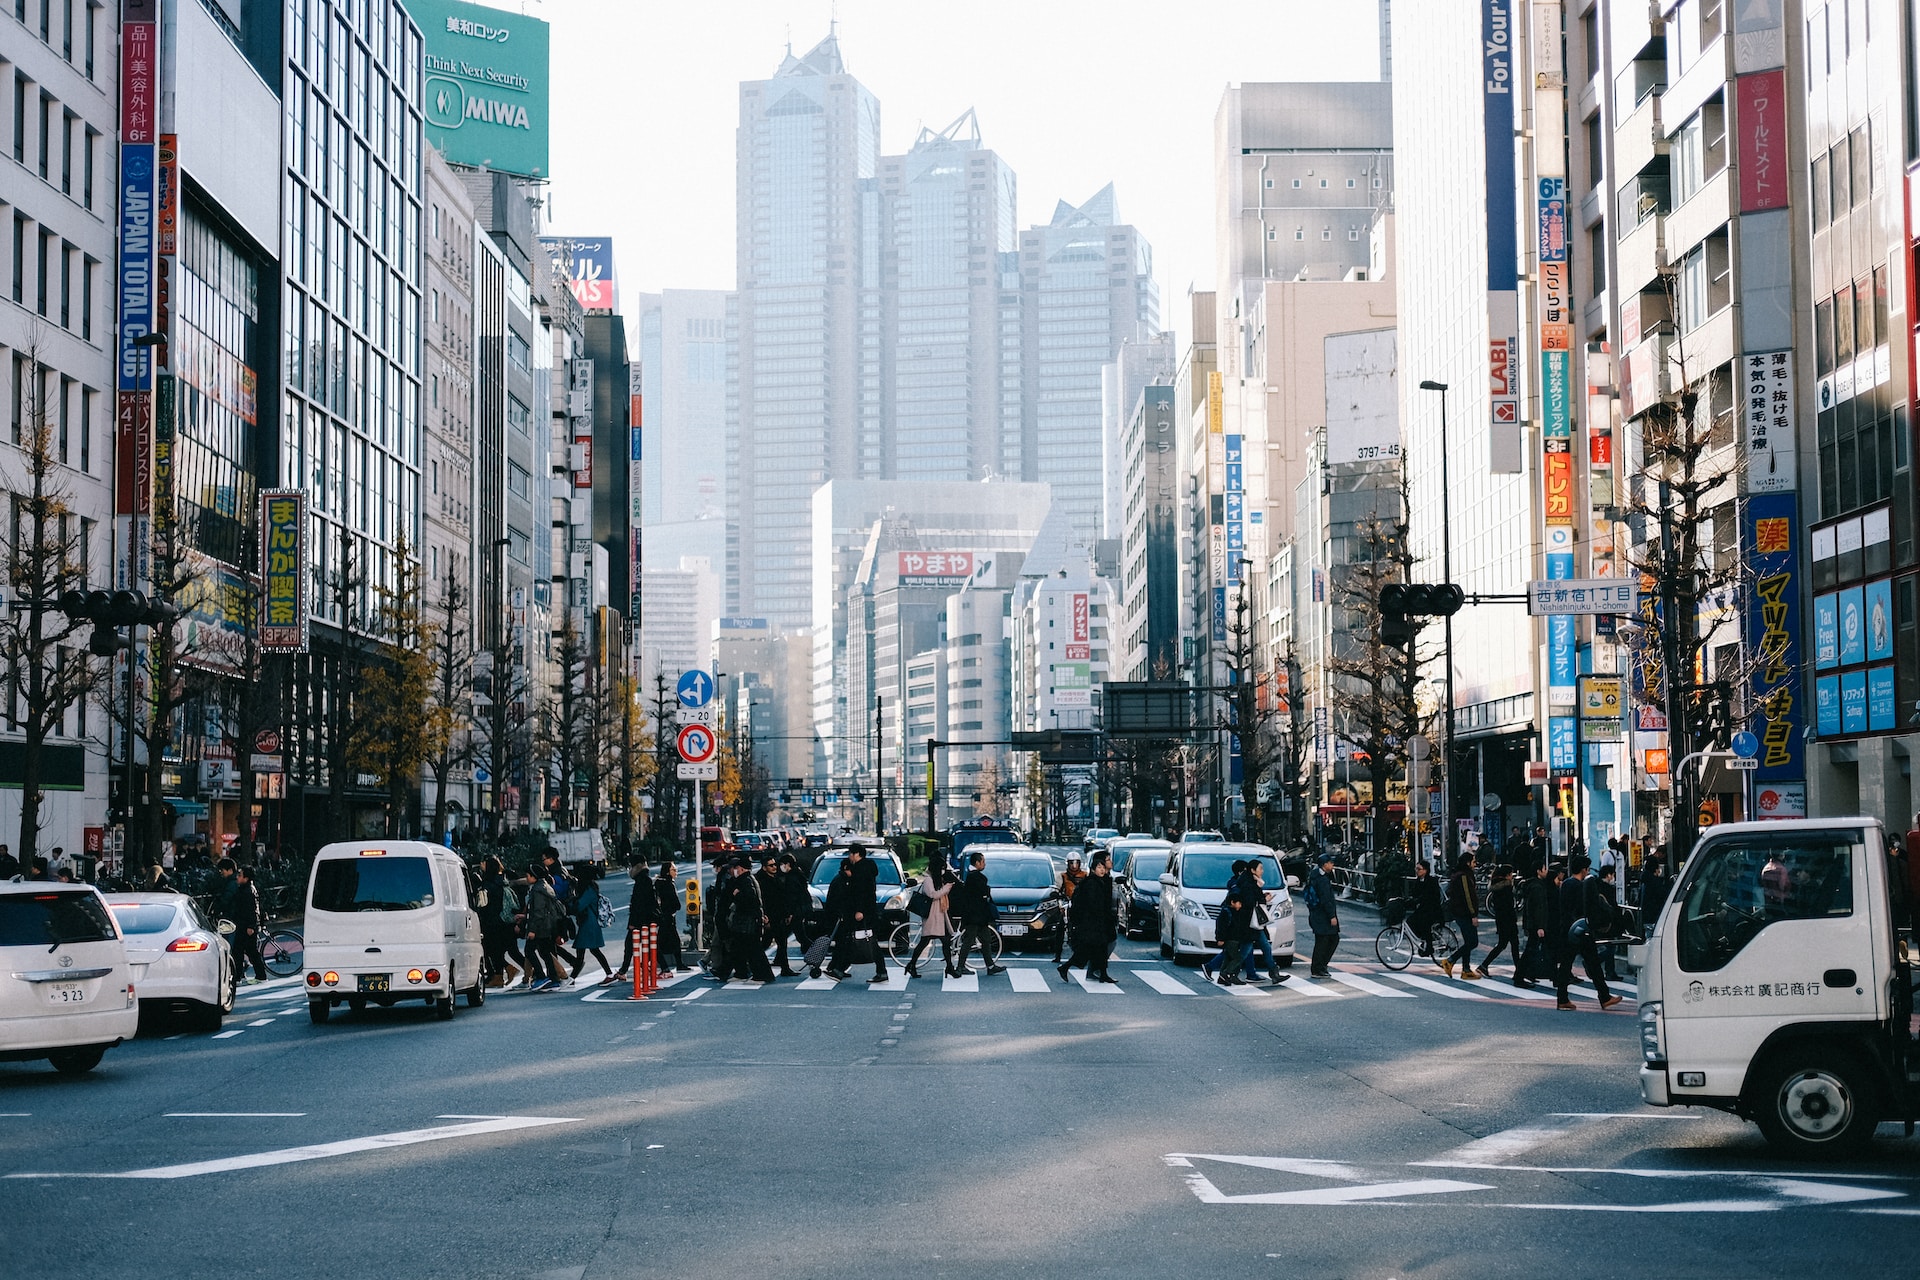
[1634, 816, 1917, 1158]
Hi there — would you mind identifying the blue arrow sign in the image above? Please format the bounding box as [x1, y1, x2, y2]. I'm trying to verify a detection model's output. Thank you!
[676, 669, 714, 708]
[1730, 731, 1759, 760]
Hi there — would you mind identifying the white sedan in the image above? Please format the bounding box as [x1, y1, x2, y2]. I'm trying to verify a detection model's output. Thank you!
[1159, 844, 1296, 968]
[105, 893, 236, 1032]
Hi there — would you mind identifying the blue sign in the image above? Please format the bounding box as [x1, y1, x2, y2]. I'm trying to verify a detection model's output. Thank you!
[1482, 0, 1517, 291]
[1865, 578, 1894, 661]
[1548, 716, 1576, 771]
[1837, 586, 1865, 665]
[1537, 176, 1567, 263]
[1744, 494, 1804, 781]
[1813, 592, 1838, 669]
[1841, 670, 1868, 734]
[1546, 547, 1575, 700]
[676, 669, 714, 708]
[1225, 463, 1243, 493]
[1815, 676, 1840, 736]
[1869, 666, 1897, 731]
[117, 142, 156, 392]
[1730, 731, 1759, 759]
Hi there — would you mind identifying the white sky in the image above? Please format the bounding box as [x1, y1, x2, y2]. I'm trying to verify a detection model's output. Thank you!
[519, 0, 1382, 326]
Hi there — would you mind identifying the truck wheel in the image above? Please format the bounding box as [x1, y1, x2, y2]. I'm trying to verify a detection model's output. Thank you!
[1752, 1050, 1879, 1159]
[308, 998, 330, 1024]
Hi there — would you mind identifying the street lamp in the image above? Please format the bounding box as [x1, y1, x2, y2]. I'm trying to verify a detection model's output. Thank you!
[1417, 379, 1457, 869]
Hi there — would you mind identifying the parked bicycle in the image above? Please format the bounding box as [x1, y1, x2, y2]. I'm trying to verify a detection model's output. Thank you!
[888, 917, 1001, 968]
[1374, 897, 1461, 971]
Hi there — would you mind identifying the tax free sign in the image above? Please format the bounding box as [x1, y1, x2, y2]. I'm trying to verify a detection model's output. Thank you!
[407, 0, 549, 178]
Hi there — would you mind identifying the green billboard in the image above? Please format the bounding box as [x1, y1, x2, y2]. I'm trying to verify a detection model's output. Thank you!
[407, 0, 549, 178]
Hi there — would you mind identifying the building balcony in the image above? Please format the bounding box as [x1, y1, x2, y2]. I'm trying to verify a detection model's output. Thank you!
[1615, 211, 1667, 299]
[1613, 90, 1665, 182]
[1663, 167, 1732, 261]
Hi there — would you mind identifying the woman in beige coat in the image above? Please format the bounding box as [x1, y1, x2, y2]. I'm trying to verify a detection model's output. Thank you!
[905, 861, 956, 979]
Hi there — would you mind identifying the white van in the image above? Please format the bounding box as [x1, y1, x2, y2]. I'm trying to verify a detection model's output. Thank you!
[0, 881, 140, 1074]
[302, 841, 486, 1024]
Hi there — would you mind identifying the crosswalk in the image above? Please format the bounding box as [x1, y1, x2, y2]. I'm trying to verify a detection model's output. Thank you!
[655, 960, 1639, 1008]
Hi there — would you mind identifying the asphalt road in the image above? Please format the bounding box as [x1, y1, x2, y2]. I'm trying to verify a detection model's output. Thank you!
[2, 886, 1917, 1278]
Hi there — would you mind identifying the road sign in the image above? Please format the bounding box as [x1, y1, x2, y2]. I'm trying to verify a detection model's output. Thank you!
[677, 705, 717, 727]
[676, 723, 717, 764]
[1526, 579, 1638, 615]
[676, 669, 714, 709]
[1730, 730, 1759, 759]
[677, 760, 718, 781]
[1725, 755, 1758, 770]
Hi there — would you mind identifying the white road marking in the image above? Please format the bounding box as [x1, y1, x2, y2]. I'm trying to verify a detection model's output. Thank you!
[211, 1029, 245, 1039]
[1005, 968, 1050, 992]
[942, 973, 979, 992]
[1325, 970, 1414, 999]
[795, 976, 838, 990]
[0, 1113, 30, 1117]
[1130, 969, 1195, 996]
[671, 987, 709, 1003]
[5, 1115, 581, 1180]
[1413, 1114, 1621, 1166]
[246, 1019, 275, 1028]
[721, 980, 764, 990]
[1278, 976, 1344, 998]
[1452, 976, 1557, 1002]
[164, 1112, 306, 1118]
[1166, 1154, 1491, 1205]
[1070, 971, 1122, 994]
[1385, 972, 1490, 1000]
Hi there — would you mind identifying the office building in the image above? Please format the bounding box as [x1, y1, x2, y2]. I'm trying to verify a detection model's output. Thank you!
[640, 554, 720, 685]
[1101, 330, 1176, 540]
[423, 146, 476, 627]
[1118, 385, 1180, 683]
[635, 288, 730, 581]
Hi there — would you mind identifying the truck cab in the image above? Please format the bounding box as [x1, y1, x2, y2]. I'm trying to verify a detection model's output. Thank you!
[1634, 817, 1916, 1157]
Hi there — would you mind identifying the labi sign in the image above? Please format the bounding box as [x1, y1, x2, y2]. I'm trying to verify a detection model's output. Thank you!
[408, 0, 549, 178]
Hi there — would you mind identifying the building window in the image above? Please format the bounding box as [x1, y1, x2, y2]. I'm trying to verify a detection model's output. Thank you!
[1290, 178, 1301, 189]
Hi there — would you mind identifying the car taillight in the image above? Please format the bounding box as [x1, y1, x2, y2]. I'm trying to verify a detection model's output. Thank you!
[407, 969, 425, 984]
[306, 972, 322, 986]
[322, 971, 340, 986]
[424, 968, 441, 985]
[166, 937, 209, 952]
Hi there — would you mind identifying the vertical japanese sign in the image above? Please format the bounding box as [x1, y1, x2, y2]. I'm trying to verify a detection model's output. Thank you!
[1484, 0, 1520, 472]
[1735, 70, 1788, 211]
[115, 0, 159, 592]
[628, 366, 643, 626]
[260, 491, 308, 652]
[1745, 494, 1803, 778]
[1071, 593, 1089, 645]
[1741, 350, 1797, 493]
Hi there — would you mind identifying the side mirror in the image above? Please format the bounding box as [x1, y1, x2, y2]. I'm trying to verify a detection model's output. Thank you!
[1285, 875, 1303, 891]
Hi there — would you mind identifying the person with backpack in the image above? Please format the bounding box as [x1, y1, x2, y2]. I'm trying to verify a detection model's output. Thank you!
[1305, 850, 1340, 977]
[557, 863, 616, 985]
[1555, 853, 1623, 1011]
[479, 855, 523, 988]
[521, 868, 570, 991]
[1478, 864, 1521, 981]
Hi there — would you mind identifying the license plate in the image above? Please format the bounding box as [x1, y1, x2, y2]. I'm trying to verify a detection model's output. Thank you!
[1000, 924, 1027, 936]
[357, 973, 390, 993]
[46, 983, 87, 1005]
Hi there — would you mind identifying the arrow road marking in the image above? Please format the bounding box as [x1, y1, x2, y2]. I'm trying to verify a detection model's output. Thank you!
[6, 1115, 580, 1180]
[1164, 1154, 1493, 1206]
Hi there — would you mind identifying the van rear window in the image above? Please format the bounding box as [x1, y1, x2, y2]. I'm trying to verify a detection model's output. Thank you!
[312, 858, 436, 913]
[0, 892, 118, 947]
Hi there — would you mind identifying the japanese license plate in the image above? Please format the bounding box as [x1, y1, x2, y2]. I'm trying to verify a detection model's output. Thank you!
[357, 973, 390, 993]
[1000, 924, 1028, 937]
[46, 983, 86, 1005]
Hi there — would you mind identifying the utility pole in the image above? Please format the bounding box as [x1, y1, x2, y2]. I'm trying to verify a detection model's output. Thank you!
[873, 694, 885, 835]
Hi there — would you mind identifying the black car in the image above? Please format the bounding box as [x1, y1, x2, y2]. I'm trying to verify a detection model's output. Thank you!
[976, 848, 1065, 951]
[1110, 839, 1173, 938]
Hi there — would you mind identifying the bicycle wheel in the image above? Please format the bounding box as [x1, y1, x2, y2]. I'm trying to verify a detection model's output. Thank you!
[261, 929, 304, 978]
[1429, 922, 1462, 966]
[980, 927, 1003, 966]
[888, 921, 917, 964]
[1375, 925, 1413, 970]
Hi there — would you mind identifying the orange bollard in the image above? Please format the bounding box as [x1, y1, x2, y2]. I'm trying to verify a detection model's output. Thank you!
[631, 928, 645, 1001]
[643, 924, 658, 994]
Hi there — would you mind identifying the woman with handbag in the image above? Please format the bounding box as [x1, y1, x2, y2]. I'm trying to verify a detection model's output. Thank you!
[905, 862, 956, 979]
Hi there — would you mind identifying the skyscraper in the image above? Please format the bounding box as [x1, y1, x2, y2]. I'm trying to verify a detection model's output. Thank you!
[732, 31, 878, 631]
[1017, 186, 1159, 542]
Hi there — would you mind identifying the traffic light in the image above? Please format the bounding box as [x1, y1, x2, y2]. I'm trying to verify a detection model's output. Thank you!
[1379, 582, 1466, 647]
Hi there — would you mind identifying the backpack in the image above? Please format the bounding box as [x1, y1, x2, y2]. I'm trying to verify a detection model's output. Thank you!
[595, 890, 616, 928]
[497, 882, 521, 926]
[1302, 877, 1322, 910]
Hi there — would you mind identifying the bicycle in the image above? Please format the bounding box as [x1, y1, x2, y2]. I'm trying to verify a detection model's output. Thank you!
[260, 926, 304, 978]
[1374, 897, 1461, 971]
[888, 917, 1001, 968]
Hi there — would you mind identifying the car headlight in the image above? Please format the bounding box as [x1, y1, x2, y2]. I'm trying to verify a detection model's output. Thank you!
[885, 892, 907, 910]
[1639, 1001, 1665, 1064]
[1178, 897, 1212, 920]
[1276, 897, 1293, 918]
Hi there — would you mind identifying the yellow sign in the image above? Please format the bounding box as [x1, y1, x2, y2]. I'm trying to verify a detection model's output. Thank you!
[1579, 674, 1623, 718]
[1208, 370, 1223, 435]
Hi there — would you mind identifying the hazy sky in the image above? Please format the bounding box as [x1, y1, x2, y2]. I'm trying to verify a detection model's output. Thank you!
[524, 0, 1382, 324]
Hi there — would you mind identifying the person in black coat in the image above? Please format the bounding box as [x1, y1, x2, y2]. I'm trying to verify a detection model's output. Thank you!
[778, 853, 812, 954]
[614, 860, 659, 981]
[1555, 854, 1621, 1011]
[1479, 865, 1521, 982]
[1441, 851, 1481, 978]
[654, 864, 689, 971]
[950, 850, 1006, 978]
[1059, 850, 1119, 983]
[827, 846, 890, 983]
[1407, 860, 1445, 956]
[724, 859, 776, 982]
[755, 855, 796, 977]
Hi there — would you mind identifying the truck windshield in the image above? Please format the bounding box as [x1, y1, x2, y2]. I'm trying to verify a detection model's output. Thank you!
[312, 857, 437, 912]
[1676, 833, 1856, 972]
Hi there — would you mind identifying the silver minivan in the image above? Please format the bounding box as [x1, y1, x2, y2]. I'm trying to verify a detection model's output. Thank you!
[0, 881, 140, 1074]
[302, 841, 487, 1023]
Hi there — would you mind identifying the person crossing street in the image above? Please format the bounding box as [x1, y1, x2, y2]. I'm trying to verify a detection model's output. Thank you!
[1058, 850, 1118, 983]
[950, 851, 1006, 978]
[1306, 851, 1340, 977]
[1439, 851, 1480, 979]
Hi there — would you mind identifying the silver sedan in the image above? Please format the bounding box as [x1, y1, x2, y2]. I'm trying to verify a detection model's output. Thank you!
[105, 893, 237, 1032]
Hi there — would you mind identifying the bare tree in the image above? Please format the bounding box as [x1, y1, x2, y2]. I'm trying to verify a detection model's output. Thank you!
[423, 566, 472, 844]
[0, 337, 100, 866]
[1220, 578, 1292, 843]
[537, 612, 594, 831]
